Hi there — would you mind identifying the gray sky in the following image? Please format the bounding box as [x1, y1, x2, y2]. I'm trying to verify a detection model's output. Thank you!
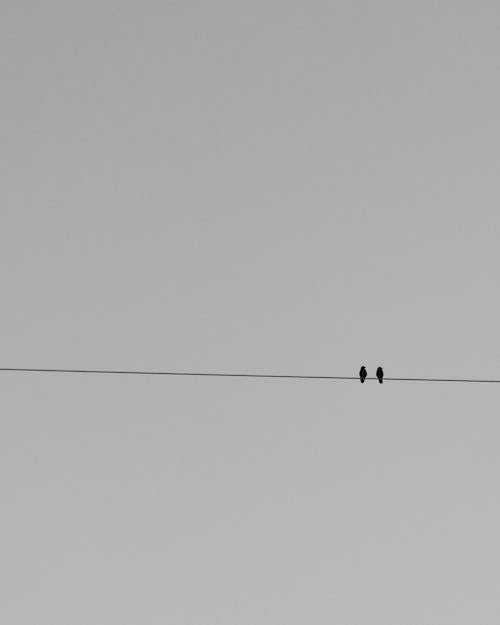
[2, 1, 500, 622]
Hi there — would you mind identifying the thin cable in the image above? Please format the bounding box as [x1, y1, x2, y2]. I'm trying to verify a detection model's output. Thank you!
[386, 377, 500, 383]
[0, 368, 499, 383]
[0, 368, 353, 380]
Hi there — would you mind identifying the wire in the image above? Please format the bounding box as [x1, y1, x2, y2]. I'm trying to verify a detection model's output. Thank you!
[0, 367, 499, 383]
[385, 377, 500, 383]
[0, 368, 353, 380]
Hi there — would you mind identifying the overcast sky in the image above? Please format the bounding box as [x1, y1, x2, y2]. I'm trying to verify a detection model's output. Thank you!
[2, 1, 500, 623]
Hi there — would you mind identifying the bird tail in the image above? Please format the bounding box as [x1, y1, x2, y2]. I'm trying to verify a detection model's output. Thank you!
[361, 378, 365, 383]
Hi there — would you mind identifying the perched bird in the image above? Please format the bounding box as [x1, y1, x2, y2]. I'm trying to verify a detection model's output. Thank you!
[359, 366, 367, 383]
[376, 366, 384, 384]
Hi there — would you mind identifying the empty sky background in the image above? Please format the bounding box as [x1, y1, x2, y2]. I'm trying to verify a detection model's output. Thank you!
[2, 1, 500, 622]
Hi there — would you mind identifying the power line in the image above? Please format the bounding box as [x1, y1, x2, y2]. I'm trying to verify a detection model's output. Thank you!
[383, 377, 500, 383]
[0, 367, 499, 383]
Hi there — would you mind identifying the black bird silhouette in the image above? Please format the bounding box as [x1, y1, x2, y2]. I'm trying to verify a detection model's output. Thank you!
[376, 366, 384, 384]
[359, 366, 367, 383]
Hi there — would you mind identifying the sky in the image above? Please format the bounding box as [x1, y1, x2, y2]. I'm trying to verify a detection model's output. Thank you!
[1, 1, 500, 623]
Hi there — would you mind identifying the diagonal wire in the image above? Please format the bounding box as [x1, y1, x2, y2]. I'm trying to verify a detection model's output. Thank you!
[0, 368, 499, 383]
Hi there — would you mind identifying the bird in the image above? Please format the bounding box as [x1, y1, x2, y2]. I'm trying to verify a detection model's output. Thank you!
[376, 366, 384, 384]
[359, 366, 367, 383]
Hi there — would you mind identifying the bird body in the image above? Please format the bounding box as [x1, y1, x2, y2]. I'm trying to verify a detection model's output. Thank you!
[359, 366, 367, 383]
[376, 366, 384, 384]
